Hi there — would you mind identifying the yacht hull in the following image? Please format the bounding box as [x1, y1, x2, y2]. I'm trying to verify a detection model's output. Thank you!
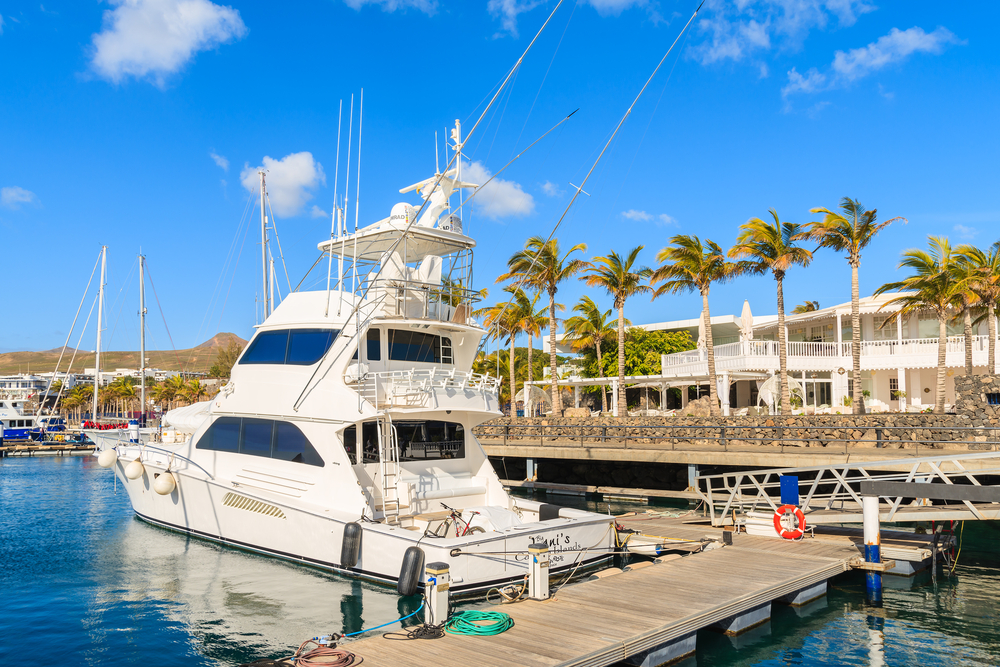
[106, 450, 614, 596]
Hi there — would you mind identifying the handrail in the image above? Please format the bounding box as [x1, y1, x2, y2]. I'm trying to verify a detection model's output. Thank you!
[361, 368, 501, 410]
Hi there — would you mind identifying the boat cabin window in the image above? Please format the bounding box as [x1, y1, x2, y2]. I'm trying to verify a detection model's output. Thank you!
[341, 420, 464, 464]
[367, 329, 381, 361]
[197, 417, 324, 466]
[386, 330, 453, 364]
[240, 328, 340, 366]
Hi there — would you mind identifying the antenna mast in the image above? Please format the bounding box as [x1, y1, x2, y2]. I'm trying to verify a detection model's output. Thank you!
[93, 246, 107, 421]
[139, 253, 147, 425]
[259, 171, 269, 321]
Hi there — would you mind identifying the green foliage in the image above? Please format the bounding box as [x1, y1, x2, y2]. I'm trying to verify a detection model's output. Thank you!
[210, 339, 245, 378]
[579, 328, 695, 379]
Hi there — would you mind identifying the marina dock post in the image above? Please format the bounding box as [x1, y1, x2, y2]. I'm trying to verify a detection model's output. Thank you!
[862, 494, 883, 605]
[528, 542, 550, 600]
[425, 562, 451, 625]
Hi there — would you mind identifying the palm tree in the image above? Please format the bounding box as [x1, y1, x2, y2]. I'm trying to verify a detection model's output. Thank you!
[165, 375, 187, 409]
[729, 210, 813, 413]
[792, 301, 820, 314]
[651, 235, 745, 417]
[517, 291, 548, 390]
[475, 289, 523, 416]
[563, 296, 619, 413]
[957, 241, 1000, 374]
[180, 380, 208, 406]
[807, 198, 906, 414]
[498, 237, 588, 416]
[874, 237, 958, 414]
[949, 254, 980, 376]
[582, 247, 652, 416]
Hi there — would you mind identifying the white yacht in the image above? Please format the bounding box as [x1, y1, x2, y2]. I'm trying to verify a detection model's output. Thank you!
[91, 125, 615, 595]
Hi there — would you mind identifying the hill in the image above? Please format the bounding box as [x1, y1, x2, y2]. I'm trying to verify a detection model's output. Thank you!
[0, 333, 248, 375]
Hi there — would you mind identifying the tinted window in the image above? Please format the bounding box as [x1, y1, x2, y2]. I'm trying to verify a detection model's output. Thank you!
[387, 330, 442, 363]
[240, 329, 339, 365]
[196, 417, 323, 467]
[342, 422, 381, 464]
[241, 419, 273, 457]
[366, 329, 381, 361]
[274, 421, 324, 466]
[288, 329, 337, 365]
[240, 330, 288, 364]
[199, 417, 241, 452]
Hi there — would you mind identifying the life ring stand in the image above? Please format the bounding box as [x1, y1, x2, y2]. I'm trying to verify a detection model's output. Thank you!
[773, 504, 807, 540]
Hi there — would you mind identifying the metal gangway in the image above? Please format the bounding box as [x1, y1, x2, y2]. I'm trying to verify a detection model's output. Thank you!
[697, 451, 1000, 526]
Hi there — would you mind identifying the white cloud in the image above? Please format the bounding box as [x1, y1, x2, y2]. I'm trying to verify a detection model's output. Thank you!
[462, 159, 534, 220]
[782, 26, 959, 99]
[90, 0, 247, 86]
[1, 186, 38, 208]
[953, 224, 977, 240]
[621, 209, 653, 221]
[240, 152, 326, 218]
[310, 205, 329, 219]
[691, 0, 874, 66]
[343, 0, 437, 13]
[657, 213, 678, 226]
[831, 26, 958, 81]
[209, 151, 229, 171]
[488, 0, 653, 38]
[541, 181, 564, 197]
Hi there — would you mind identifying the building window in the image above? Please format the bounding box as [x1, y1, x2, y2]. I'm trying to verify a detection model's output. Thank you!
[788, 327, 808, 342]
[810, 323, 834, 342]
[873, 315, 897, 341]
[890, 377, 900, 400]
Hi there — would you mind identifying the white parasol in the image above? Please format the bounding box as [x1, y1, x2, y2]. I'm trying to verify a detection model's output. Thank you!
[696, 315, 706, 351]
[756, 375, 803, 409]
[740, 300, 754, 341]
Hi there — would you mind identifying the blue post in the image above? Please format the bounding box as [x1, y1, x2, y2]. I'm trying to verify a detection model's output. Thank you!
[863, 495, 882, 606]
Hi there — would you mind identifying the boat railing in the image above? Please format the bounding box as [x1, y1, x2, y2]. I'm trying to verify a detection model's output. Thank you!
[366, 278, 480, 326]
[359, 368, 501, 410]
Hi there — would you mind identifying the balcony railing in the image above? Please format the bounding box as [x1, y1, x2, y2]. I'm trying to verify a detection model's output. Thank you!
[359, 368, 501, 410]
[662, 335, 995, 369]
[366, 278, 480, 326]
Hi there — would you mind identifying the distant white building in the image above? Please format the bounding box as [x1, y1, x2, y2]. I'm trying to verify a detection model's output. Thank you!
[545, 292, 994, 413]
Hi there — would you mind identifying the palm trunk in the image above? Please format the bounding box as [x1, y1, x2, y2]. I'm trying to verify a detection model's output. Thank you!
[702, 291, 719, 417]
[549, 290, 562, 416]
[990, 303, 997, 374]
[964, 309, 974, 376]
[617, 305, 626, 417]
[776, 273, 790, 413]
[851, 262, 864, 414]
[509, 333, 516, 418]
[526, 334, 534, 417]
[596, 343, 607, 413]
[936, 314, 947, 414]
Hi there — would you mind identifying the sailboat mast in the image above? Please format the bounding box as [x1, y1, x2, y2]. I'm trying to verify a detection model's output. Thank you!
[259, 170, 269, 321]
[139, 254, 146, 425]
[93, 246, 107, 420]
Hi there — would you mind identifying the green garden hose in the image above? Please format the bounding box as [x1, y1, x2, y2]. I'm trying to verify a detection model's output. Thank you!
[444, 610, 514, 636]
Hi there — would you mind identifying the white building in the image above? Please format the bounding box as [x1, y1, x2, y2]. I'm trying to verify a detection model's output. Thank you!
[545, 293, 994, 414]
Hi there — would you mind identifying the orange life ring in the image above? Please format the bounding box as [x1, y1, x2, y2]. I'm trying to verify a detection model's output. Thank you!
[773, 504, 806, 540]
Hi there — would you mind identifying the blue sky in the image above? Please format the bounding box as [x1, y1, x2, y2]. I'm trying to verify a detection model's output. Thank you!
[1, 0, 996, 354]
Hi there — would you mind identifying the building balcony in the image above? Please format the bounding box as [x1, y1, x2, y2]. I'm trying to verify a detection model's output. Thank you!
[661, 335, 995, 377]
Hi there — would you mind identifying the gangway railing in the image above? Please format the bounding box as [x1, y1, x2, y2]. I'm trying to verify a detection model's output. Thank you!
[696, 450, 1000, 526]
[359, 369, 501, 410]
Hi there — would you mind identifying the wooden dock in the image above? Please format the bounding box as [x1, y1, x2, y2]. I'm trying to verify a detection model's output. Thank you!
[337, 513, 931, 667]
[501, 479, 701, 501]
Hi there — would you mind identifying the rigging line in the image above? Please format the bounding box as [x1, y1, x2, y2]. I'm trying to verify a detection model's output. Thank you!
[143, 260, 183, 373]
[512, 0, 579, 154]
[53, 291, 101, 410]
[197, 191, 255, 344]
[609, 24, 693, 215]
[295, 252, 326, 293]
[216, 201, 255, 338]
[292, 3, 565, 412]
[265, 194, 293, 293]
[106, 255, 138, 352]
[459, 109, 578, 212]
[36, 248, 103, 418]
[475, 0, 706, 354]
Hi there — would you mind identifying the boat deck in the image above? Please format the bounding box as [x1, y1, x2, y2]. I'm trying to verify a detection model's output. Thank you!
[338, 513, 936, 666]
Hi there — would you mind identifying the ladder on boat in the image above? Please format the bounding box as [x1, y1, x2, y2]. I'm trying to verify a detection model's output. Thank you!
[377, 413, 402, 524]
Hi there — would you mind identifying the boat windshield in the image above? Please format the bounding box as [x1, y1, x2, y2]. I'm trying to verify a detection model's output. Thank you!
[240, 329, 340, 366]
